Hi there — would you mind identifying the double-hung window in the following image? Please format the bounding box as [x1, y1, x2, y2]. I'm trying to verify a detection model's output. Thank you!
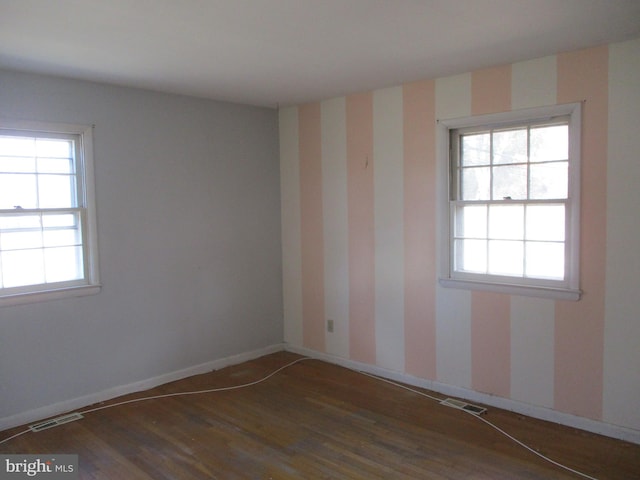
[0, 120, 100, 306]
[439, 103, 581, 300]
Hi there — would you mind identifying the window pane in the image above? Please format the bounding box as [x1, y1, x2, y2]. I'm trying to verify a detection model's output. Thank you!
[526, 205, 565, 241]
[0, 174, 38, 209]
[1, 249, 45, 287]
[44, 246, 84, 282]
[493, 128, 527, 164]
[42, 213, 77, 228]
[37, 157, 74, 174]
[488, 240, 523, 276]
[530, 125, 568, 162]
[526, 242, 564, 280]
[0, 214, 41, 230]
[492, 164, 527, 200]
[43, 227, 81, 248]
[36, 138, 72, 159]
[530, 162, 568, 199]
[0, 156, 36, 173]
[461, 133, 490, 166]
[461, 167, 490, 200]
[0, 230, 43, 251]
[455, 238, 486, 273]
[0, 136, 35, 157]
[38, 175, 76, 208]
[455, 205, 487, 238]
[489, 204, 524, 240]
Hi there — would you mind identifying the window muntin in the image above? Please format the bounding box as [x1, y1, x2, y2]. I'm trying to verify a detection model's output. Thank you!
[0, 122, 99, 305]
[440, 103, 581, 300]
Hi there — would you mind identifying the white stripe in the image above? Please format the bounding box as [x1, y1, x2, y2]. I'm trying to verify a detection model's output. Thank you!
[321, 97, 350, 359]
[373, 86, 405, 371]
[509, 55, 557, 408]
[435, 73, 473, 388]
[510, 296, 555, 407]
[603, 38, 640, 431]
[279, 107, 303, 347]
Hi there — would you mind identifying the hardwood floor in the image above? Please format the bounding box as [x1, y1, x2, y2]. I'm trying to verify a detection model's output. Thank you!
[2, 352, 639, 479]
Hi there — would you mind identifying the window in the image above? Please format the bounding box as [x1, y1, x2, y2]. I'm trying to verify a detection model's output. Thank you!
[439, 103, 581, 301]
[0, 120, 100, 306]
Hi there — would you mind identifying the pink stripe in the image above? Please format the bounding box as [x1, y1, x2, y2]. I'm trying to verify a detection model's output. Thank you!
[554, 46, 608, 420]
[403, 80, 437, 379]
[472, 65, 512, 115]
[346, 93, 376, 364]
[299, 103, 326, 352]
[470, 66, 512, 397]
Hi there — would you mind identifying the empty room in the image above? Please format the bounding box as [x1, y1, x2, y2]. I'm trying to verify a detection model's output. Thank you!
[1, 1, 639, 478]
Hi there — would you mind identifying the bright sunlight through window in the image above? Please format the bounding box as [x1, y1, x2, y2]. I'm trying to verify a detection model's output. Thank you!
[0, 121, 99, 306]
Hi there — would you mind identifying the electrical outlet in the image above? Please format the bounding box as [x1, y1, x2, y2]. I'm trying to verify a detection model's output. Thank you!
[327, 319, 334, 333]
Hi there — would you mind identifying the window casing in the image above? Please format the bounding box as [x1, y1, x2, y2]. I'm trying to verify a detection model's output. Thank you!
[438, 103, 581, 301]
[0, 120, 100, 306]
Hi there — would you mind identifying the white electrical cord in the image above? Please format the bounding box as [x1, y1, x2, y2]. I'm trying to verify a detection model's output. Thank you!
[470, 412, 599, 480]
[0, 357, 601, 480]
[0, 429, 31, 446]
[0, 357, 311, 446]
[77, 357, 311, 416]
[359, 371, 599, 480]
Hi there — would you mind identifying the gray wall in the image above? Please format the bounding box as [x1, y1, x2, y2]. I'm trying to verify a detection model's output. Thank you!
[0, 70, 283, 421]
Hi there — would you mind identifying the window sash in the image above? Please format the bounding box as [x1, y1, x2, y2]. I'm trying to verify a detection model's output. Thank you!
[448, 199, 571, 287]
[450, 117, 570, 203]
[0, 208, 89, 291]
[0, 130, 82, 210]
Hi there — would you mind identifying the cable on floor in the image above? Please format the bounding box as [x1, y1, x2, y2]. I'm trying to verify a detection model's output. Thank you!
[0, 356, 311, 446]
[359, 371, 599, 480]
[0, 356, 601, 480]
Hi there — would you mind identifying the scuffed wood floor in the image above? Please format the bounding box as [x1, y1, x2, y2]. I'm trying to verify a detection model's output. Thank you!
[2, 351, 639, 479]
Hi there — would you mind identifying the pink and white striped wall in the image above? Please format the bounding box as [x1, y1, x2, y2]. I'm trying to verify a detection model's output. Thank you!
[280, 39, 640, 441]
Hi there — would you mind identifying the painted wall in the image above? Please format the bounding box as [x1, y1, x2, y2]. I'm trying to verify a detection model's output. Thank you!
[0, 70, 283, 425]
[280, 38, 640, 438]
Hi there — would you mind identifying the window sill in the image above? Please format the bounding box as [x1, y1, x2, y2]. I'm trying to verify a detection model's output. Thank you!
[439, 278, 581, 301]
[0, 284, 101, 308]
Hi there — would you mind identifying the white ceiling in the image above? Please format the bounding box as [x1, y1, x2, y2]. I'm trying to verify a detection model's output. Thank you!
[1, 0, 639, 108]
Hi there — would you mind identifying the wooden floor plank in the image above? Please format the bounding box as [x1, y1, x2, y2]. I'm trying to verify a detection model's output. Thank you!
[1, 352, 639, 479]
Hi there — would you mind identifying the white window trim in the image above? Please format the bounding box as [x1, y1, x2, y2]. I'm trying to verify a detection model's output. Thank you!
[0, 119, 101, 307]
[437, 103, 582, 301]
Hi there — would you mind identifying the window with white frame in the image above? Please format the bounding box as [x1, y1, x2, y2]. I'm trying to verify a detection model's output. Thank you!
[439, 103, 581, 301]
[0, 120, 100, 306]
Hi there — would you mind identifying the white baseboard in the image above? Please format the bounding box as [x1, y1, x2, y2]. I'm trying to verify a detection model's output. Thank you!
[285, 344, 640, 445]
[0, 343, 285, 433]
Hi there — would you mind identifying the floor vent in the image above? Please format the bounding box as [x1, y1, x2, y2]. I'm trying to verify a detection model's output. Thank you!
[440, 398, 487, 415]
[29, 412, 84, 432]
